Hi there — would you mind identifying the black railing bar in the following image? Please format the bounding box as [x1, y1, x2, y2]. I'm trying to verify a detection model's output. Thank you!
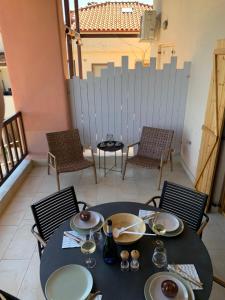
[0, 139, 9, 173]
[0, 155, 26, 186]
[4, 125, 15, 168]
[19, 114, 28, 155]
[3, 111, 22, 125]
[14, 117, 23, 157]
[10, 122, 19, 162]
[0, 164, 3, 180]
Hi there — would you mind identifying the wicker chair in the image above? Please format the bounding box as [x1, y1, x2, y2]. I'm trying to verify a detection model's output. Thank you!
[46, 129, 97, 190]
[145, 181, 209, 236]
[31, 186, 87, 258]
[122, 126, 174, 190]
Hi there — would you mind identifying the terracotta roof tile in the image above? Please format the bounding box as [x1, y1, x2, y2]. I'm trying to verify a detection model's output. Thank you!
[71, 1, 152, 33]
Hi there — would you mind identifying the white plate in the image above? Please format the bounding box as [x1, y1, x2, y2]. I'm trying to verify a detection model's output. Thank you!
[70, 212, 104, 235]
[154, 212, 180, 232]
[144, 272, 195, 300]
[72, 211, 100, 230]
[45, 264, 93, 300]
[149, 274, 188, 300]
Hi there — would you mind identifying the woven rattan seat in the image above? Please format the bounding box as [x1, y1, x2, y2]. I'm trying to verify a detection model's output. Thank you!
[46, 129, 97, 190]
[122, 126, 174, 189]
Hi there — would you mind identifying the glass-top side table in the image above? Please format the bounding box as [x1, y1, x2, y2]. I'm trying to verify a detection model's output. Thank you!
[97, 141, 124, 176]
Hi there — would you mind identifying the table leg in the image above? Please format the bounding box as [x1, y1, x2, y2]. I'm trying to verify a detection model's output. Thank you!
[99, 149, 100, 169]
[121, 149, 123, 173]
[104, 151, 106, 176]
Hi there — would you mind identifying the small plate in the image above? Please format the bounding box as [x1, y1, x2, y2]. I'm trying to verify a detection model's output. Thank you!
[144, 272, 195, 300]
[72, 211, 100, 230]
[45, 264, 93, 300]
[149, 215, 184, 238]
[70, 212, 104, 235]
[154, 212, 180, 232]
[149, 274, 188, 300]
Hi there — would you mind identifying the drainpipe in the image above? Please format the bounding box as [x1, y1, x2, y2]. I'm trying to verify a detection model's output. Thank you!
[64, 0, 74, 78]
[74, 0, 83, 79]
[0, 87, 4, 137]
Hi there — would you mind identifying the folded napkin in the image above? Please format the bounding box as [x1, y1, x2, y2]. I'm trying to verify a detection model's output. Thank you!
[139, 209, 155, 223]
[168, 264, 203, 290]
[62, 231, 83, 249]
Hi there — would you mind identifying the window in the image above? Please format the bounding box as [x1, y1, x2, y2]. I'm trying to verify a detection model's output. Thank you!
[92, 64, 108, 77]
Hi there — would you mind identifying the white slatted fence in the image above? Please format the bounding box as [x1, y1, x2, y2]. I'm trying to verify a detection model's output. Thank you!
[68, 56, 191, 153]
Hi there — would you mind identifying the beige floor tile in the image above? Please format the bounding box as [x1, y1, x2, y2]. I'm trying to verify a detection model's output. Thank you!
[210, 283, 225, 300]
[0, 259, 30, 296]
[0, 209, 26, 226]
[3, 221, 36, 260]
[18, 251, 45, 300]
[0, 226, 17, 259]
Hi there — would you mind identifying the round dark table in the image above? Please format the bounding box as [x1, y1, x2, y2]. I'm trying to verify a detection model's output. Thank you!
[97, 141, 124, 176]
[40, 202, 213, 300]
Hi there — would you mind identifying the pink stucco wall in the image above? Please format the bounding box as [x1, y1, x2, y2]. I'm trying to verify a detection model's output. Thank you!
[0, 0, 71, 156]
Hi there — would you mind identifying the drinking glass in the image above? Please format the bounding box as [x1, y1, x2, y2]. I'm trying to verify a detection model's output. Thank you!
[80, 230, 96, 268]
[152, 240, 167, 269]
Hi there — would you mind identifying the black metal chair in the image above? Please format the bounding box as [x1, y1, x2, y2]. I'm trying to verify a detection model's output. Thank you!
[145, 181, 209, 236]
[0, 290, 20, 300]
[31, 186, 87, 258]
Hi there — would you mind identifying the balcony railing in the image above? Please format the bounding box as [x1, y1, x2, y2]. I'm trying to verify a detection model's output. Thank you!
[0, 111, 28, 186]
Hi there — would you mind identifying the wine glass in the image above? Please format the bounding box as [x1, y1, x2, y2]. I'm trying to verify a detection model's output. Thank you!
[152, 240, 167, 269]
[80, 230, 96, 268]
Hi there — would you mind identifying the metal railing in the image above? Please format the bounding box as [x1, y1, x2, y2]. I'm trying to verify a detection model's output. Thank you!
[0, 111, 28, 186]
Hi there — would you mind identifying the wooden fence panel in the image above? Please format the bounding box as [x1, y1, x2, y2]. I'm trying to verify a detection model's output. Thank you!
[69, 56, 191, 153]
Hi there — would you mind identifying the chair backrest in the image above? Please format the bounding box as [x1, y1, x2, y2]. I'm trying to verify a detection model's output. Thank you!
[46, 129, 83, 164]
[159, 181, 208, 231]
[138, 126, 174, 161]
[31, 186, 80, 242]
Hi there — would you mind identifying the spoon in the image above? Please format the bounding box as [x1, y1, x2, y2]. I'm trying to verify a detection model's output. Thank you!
[120, 231, 156, 236]
[113, 214, 157, 238]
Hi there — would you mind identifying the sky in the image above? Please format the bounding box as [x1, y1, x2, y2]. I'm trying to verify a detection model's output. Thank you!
[69, 0, 153, 9]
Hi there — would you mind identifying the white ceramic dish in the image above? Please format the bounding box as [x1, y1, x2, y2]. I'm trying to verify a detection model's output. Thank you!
[149, 215, 184, 238]
[72, 211, 100, 230]
[149, 274, 188, 300]
[70, 212, 104, 235]
[154, 212, 180, 232]
[144, 272, 195, 300]
[45, 264, 93, 300]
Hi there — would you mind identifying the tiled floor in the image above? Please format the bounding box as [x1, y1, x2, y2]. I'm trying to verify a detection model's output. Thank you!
[0, 157, 225, 299]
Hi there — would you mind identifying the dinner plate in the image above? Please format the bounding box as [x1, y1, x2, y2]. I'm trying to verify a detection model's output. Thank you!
[144, 272, 195, 300]
[149, 215, 184, 238]
[154, 212, 180, 232]
[72, 211, 100, 230]
[45, 264, 93, 300]
[70, 212, 104, 235]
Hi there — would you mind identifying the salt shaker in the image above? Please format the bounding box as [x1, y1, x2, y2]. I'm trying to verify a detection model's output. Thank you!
[120, 250, 129, 272]
[130, 250, 140, 271]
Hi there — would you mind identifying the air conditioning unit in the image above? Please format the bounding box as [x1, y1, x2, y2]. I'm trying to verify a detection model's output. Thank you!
[140, 10, 158, 41]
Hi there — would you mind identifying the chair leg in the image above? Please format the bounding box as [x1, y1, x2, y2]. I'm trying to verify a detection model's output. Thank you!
[122, 161, 127, 180]
[170, 150, 173, 172]
[56, 172, 60, 191]
[48, 164, 50, 175]
[158, 166, 163, 190]
[93, 165, 97, 184]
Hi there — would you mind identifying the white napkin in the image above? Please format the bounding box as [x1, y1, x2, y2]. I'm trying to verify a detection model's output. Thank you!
[62, 231, 83, 249]
[168, 264, 203, 290]
[138, 209, 156, 223]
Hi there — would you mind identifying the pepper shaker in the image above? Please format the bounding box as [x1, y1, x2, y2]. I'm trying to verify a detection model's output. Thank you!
[130, 250, 140, 271]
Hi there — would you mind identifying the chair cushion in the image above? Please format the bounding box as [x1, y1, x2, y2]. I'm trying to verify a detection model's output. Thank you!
[127, 155, 160, 169]
[57, 159, 94, 173]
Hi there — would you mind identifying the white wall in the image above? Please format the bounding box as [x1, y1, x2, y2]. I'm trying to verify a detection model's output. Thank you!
[152, 0, 225, 180]
[73, 37, 151, 78]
